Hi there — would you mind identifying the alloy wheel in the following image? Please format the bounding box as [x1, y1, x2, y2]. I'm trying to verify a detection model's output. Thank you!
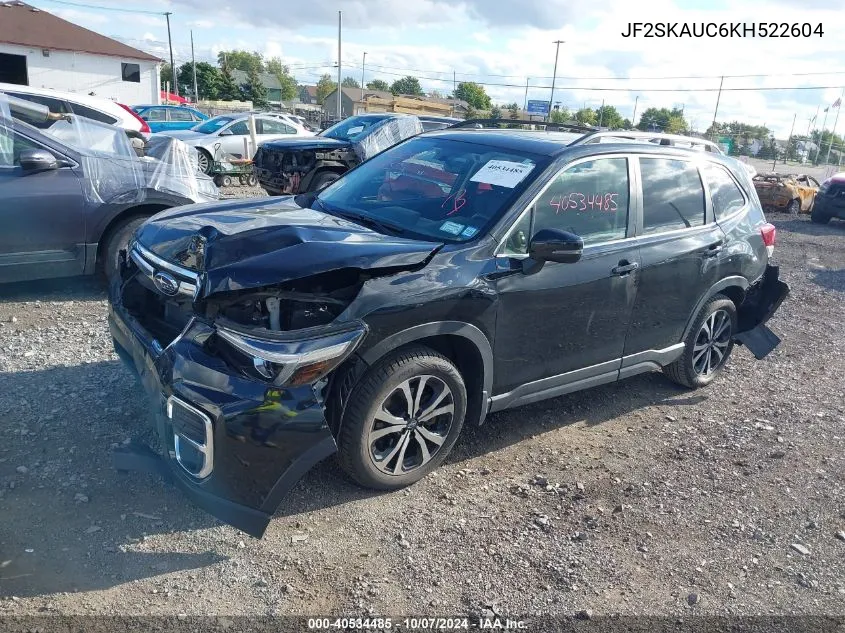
[368, 375, 455, 476]
[693, 309, 732, 377]
[196, 151, 210, 175]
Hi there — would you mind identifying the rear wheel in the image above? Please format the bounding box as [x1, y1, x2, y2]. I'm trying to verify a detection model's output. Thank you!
[786, 198, 800, 215]
[101, 216, 148, 283]
[337, 346, 467, 490]
[664, 294, 737, 389]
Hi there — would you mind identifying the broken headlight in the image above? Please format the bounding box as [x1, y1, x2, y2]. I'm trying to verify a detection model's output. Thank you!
[214, 323, 366, 387]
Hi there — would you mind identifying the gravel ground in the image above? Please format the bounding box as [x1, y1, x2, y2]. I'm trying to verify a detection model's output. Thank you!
[0, 204, 844, 621]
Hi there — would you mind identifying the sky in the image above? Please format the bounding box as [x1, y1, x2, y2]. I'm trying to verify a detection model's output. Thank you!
[31, 0, 845, 137]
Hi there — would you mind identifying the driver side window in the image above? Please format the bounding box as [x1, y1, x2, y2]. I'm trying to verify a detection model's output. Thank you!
[227, 121, 249, 135]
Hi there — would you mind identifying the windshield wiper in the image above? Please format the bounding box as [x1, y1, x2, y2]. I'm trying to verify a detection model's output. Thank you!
[314, 199, 407, 236]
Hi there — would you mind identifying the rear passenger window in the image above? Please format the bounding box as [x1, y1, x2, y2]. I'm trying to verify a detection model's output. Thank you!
[639, 158, 705, 234]
[533, 157, 630, 245]
[702, 163, 745, 219]
[169, 108, 194, 122]
[70, 103, 118, 125]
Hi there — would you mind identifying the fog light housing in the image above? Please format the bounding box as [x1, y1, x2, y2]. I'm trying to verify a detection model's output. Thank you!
[166, 396, 214, 479]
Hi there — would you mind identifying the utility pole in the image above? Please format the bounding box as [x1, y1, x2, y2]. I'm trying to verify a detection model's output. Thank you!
[774, 112, 796, 171]
[336, 11, 342, 120]
[164, 12, 176, 97]
[631, 95, 638, 129]
[807, 105, 819, 137]
[190, 30, 198, 103]
[453, 70, 456, 97]
[360, 51, 366, 104]
[598, 98, 605, 128]
[547, 40, 563, 123]
[815, 105, 830, 163]
[824, 89, 843, 164]
[523, 77, 529, 112]
[710, 75, 724, 140]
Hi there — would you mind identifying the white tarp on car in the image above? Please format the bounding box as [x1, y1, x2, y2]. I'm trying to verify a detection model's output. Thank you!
[352, 116, 423, 162]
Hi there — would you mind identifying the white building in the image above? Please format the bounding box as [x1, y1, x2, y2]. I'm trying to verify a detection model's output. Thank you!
[0, 0, 161, 105]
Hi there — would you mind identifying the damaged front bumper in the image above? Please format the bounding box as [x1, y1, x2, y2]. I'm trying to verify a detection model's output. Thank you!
[107, 277, 364, 538]
[734, 264, 790, 359]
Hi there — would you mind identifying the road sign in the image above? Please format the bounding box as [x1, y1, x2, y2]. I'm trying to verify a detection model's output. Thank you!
[527, 100, 549, 115]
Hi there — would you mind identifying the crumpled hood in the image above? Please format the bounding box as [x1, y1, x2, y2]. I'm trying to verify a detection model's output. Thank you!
[260, 136, 352, 152]
[135, 196, 442, 296]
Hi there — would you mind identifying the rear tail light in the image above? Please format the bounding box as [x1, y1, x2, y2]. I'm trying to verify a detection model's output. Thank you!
[117, 102, 151, 134]
[760, 222, 776, 258]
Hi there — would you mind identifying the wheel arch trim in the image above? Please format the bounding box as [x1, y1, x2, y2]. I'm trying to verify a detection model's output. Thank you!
[681, 276, 749, 341]
[358, 321, 494, 425]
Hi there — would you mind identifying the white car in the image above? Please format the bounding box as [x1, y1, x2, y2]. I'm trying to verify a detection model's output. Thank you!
[0, 82, 149, 138]
[157, 112, 314, 174]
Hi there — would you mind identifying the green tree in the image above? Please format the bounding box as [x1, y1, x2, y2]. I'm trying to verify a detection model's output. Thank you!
[621, 118, 632, 129]
[265, 57, 298, 101]
[217, 64, 241, 101]
[594, 104, 624, 129]
[160, 63, 173, 91]
[177, 62, 221, 101]
[464, 105, 478, 120]
[341, 76, 360, 88]
[453, 82, 491, 110]
[217, 50, 263, 74]
[638, 107, 687, 132]
[490, 105, 502, 119]
[243, 67, 268, 108]
[315, 73, 337, 104]
[390, 76, 423, 96]
[366, 78, 389, 91]
[507, 102, 520, 119]
[550, 108, 570, 123]
[575, 107, 597, 126]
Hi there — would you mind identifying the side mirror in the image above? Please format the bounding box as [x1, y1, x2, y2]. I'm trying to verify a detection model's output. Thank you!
[528, 228, 584, 264]
[19, 149, 58, 172]
[218, 129, 233, 136]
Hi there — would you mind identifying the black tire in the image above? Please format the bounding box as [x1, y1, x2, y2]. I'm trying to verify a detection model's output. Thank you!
[337, 346, 467, 490]
[221, 175, 233, 187]
[811, 206, 831, 224]
[786, 198, 800, 215]
[101, 216, 148, 282]
[311, 171, 340, 191]
[247, 174, 257, 187]
[196, 149, 213, 175]
[663, 294, 737, 389]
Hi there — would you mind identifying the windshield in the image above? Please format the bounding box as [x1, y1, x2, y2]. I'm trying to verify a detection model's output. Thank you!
[322, 115, 393, 142]
[314, 136, 548, 243]
[192, 116, 233, 134]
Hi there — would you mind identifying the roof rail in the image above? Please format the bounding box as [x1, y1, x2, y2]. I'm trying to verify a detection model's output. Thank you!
[570, 130, 724, 153]
[448, 118, 598, 133]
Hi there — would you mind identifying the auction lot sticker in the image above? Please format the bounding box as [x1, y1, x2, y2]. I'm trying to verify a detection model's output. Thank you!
[470, 160, 534, 188]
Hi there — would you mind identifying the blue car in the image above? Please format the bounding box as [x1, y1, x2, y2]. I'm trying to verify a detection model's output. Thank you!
[132, 105, 208, 132]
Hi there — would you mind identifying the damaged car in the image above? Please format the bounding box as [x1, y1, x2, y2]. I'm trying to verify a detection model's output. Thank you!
[108, 128, 789, 538]
[809, 172, 845, 225]
[253, 113, 423, 195]
[0, 93, 218, 284]
[753, 172, 819, 214]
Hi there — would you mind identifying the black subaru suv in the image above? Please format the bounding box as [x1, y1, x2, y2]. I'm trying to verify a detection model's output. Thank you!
[108, 128, 789, 537]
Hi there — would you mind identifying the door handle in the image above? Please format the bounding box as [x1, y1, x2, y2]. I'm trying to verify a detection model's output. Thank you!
[612, 261, 639, 276]
[704, 241, 724, 258]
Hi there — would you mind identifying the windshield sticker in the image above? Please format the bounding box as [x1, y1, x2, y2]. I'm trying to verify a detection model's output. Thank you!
[470, 160, 534, 188]
[461, 226, 479, 238]
[440, 221, 465, 235]
[346, 125, 364, 135]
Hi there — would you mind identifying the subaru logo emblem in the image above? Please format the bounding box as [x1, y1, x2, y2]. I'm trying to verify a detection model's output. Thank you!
[153, 271, 179, 296]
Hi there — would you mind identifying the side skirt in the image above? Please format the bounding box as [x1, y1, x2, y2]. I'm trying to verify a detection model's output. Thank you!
[488, 343, 685, 414]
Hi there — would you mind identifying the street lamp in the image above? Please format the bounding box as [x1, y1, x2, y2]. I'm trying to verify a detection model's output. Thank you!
[547, 40, 564, 122]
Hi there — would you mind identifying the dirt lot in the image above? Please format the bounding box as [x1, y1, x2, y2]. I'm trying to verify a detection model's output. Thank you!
[0, 204, 844, 621]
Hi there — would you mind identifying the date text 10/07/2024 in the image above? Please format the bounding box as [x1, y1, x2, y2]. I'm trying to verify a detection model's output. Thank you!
[621, 22, 823, 38]
[307, 617, 528, 630]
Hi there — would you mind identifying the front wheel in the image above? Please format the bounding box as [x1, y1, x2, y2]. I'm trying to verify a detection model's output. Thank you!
[101, 216, 149, 283]
[664, 294, 737, 389]
[196, 149, 213, 175]
[337, 346, 467, 490]
[786, 198, 800, 215]
[811, 206, 831, 224]
[311, 171, 340, 192]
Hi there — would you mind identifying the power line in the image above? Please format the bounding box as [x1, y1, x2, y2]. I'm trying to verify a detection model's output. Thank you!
[356, 61, 845, 82]
[335, 64, 845, 92]
[33, 0, 166, 16]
